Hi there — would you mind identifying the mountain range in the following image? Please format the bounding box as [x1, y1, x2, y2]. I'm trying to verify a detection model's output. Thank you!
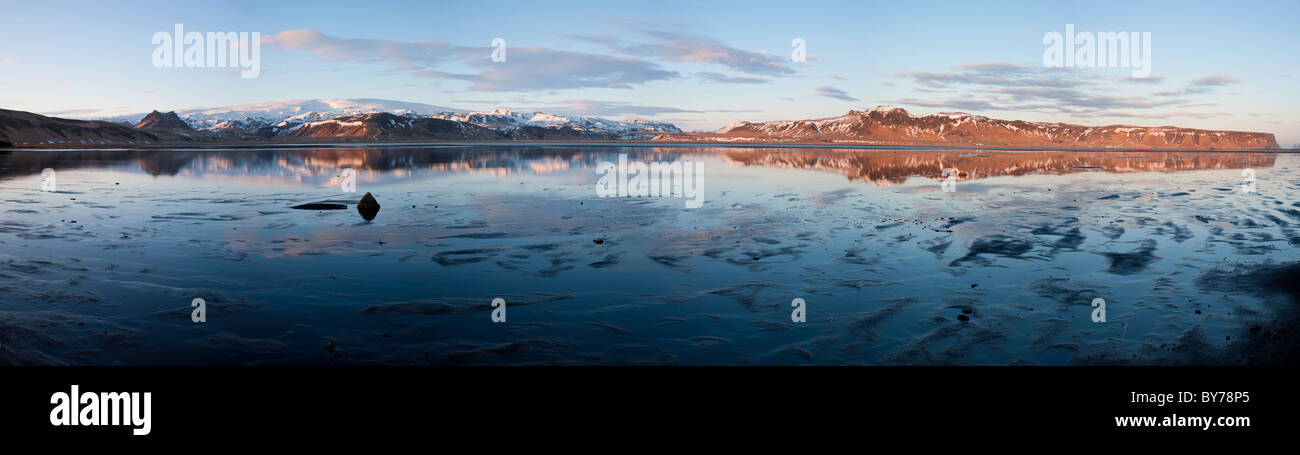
[98, 98, 680, 140]
[0, 99, 1282, 149]
[660, 106, 1280, 150]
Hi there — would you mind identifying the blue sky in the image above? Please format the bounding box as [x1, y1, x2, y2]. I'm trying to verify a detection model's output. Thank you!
[1, 0, 1297, 144]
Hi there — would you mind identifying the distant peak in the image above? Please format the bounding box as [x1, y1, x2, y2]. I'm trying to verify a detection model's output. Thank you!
[134, 110, 192, 130]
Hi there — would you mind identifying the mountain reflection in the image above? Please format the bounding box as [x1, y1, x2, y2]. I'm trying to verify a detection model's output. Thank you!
[717, 149, 1280, 185]
[0, 146, 1280, 186]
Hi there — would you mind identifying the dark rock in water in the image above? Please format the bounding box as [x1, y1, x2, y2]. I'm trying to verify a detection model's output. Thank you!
[957, 314, 970, 321]
[357, 192, 380, 209]
[593, 239, 604, 245]
[357, 192, 381, 221]
[291, 203, 346, 210]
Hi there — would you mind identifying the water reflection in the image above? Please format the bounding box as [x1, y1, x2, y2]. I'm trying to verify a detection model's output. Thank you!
[0, 146, 1279, 186]
[0, 145, 1296, 366]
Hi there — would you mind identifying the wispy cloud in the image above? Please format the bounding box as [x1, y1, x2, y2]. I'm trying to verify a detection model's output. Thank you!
[263, 29, 678, 92]
[896, 62, 1093, 89]
[525, 99, 702, 116]
[696, 72, 770, 84]
[813, 85, 858, 102]
[1154, 73, 1240, 96]
[1190, 73, 1240, 86]
[891, 98, 998, 112]
[502, 99, 757, 117]
[425, 47, 678, 92]
[888, 62, 1243, 119]
[569, 27, 795, 77]
[1123, 111, 1232, 119]
[1124, 75, 1165, 83]
[262, 25, 793, 93]
[39, 108, 103, 116]
[263, 29, 453, 70]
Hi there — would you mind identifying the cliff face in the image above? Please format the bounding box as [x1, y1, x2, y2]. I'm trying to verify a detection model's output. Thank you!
[660, 106, 1280, 150]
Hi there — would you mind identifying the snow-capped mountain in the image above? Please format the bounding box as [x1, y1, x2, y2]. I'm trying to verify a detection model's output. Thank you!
[101, 98, 461, 131]
[286, 112, 500, 140]
[429, 108, 681, 134]
[97, 100, 681, 139]
[288, 111, 669, 141]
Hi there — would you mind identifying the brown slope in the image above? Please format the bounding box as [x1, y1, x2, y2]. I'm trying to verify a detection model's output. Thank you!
[0, 108, 160, 146]
[661, 106, 1280, 150]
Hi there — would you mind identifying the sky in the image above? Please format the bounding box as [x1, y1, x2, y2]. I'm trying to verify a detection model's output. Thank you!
[1, 0, 1297, 145]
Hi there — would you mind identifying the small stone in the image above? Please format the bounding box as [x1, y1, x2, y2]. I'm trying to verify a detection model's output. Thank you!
[357, 192, 381, 221]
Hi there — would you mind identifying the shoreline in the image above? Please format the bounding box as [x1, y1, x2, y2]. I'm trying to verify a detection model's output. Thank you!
[1, 139, 1295, 153]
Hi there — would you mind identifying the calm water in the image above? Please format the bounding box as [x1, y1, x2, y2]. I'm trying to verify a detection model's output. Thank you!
[0, 145, 1297, 365]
